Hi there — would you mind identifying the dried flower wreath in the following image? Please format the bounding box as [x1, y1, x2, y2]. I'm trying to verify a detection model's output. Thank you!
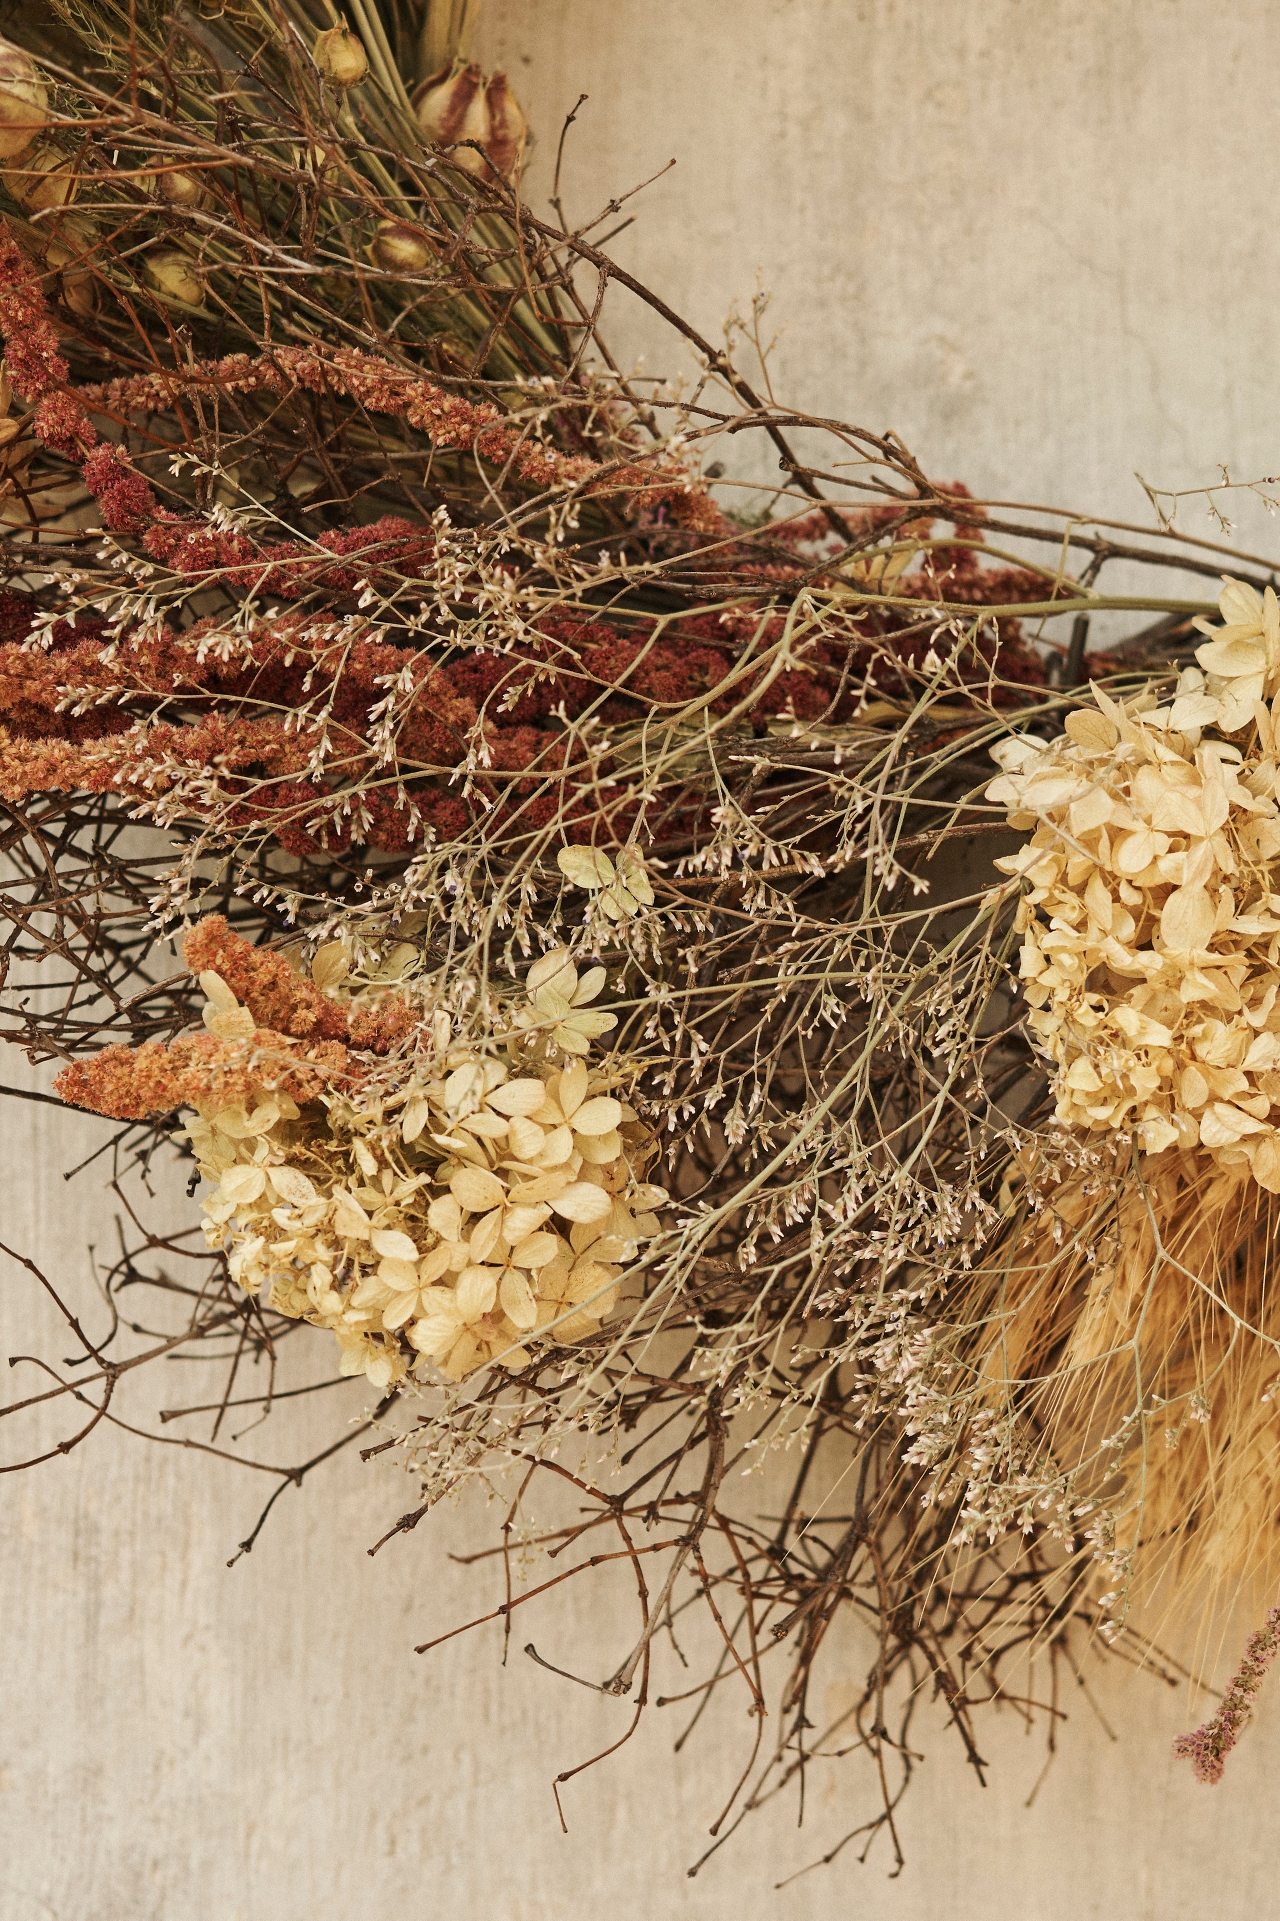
[1, 0, 1277, 1881]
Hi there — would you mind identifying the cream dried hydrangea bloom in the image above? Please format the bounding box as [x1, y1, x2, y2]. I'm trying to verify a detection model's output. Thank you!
[1190, 576, 1280, 734]
[557, 844, 656, 922]
[987, 580, 1280, 1189]
[185, 946, 665, 1388]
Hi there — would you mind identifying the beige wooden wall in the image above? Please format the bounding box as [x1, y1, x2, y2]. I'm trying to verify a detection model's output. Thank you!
[4, 4, 1280, 1916]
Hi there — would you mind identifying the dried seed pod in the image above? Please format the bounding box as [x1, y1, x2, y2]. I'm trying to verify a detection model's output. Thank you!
[412, 61, 490, 176]
[414, 62, 528, 182]
[313, 21, 367, 89]
[8, 145, 77, 213]
[45, 237, 96, 316]
[144, 249, 205, 307]
[153, 168, 208, 208]
[482, 73, 527, 180]
[370, 219, 432, 274]
[0, 39, 47, 162]
[42, 217, 97, 316]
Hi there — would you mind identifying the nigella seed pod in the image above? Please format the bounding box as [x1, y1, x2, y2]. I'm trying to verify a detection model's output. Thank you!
[154, 168, 208, 209]
[8, 145, 77, 213]
[412, 61, 490, 177]
[313, 21, 367, 89]
[45, 238, 96, 317]
[370, 219, 432, 274]
[482, 73, 527, 181]
[0, 39, 47, 162]
[144, 249, 205, 307]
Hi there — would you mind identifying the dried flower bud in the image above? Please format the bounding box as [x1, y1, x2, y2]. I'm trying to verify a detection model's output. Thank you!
[413, 64, 527, 181]
[412, 61, 491, 177]
[43, 218, 97, 317]
[8, 145, 76, 213]
[153, 168, 208, 209]
[482, 73, 527, 181]
[144, 249, 205, 307]
[0, 39, 47, 162]
[313, 21, 367, 89]
[370, 219, 432, 274]
[45, 237, 96, 317]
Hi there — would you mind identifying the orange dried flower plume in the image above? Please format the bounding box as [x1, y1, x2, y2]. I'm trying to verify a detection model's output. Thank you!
[55, 1030, 351, 1120]
[182, 916, 350, 1042]
[53, 915, 373, 1118]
